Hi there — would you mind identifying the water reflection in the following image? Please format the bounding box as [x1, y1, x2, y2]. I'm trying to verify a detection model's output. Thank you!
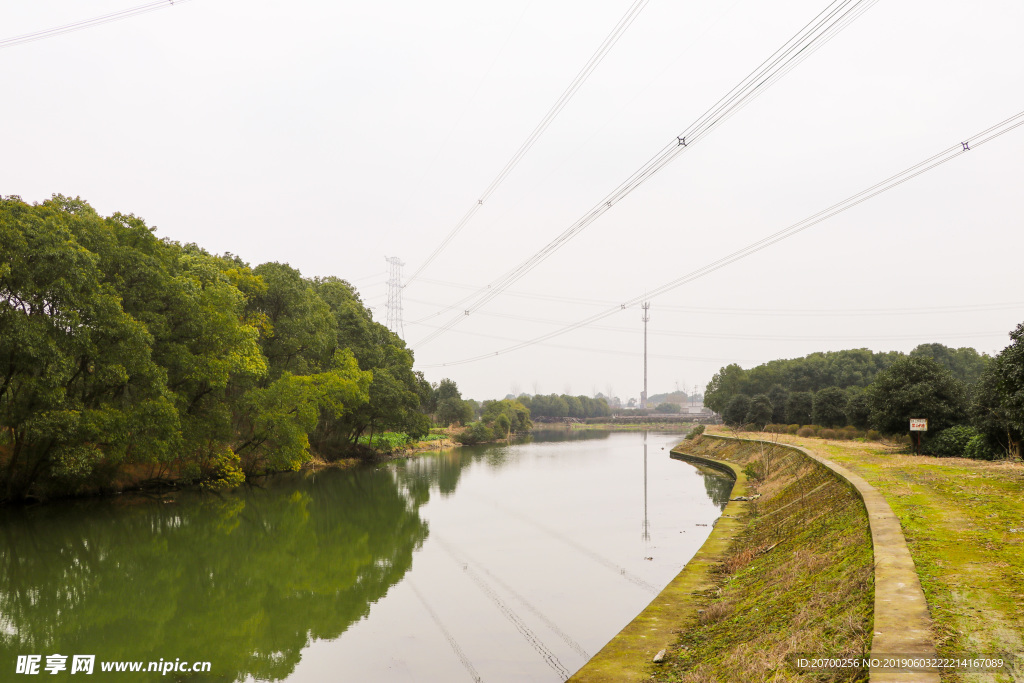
[0, 467, 429, 682]
[0, 431, 727, 682]
[690, 464, 735, 510]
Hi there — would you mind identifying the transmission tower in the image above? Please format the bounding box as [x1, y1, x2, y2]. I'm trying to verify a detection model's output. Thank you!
[641, 302, 650, 409]
[385, 256, 405, 339]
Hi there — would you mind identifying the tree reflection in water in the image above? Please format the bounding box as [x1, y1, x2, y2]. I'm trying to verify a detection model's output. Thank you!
[0, 466, 431, 682]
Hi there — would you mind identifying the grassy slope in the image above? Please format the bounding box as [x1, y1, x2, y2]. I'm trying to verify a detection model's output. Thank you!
[713, 429, 1024, 683]
[653, 436, 873, 682]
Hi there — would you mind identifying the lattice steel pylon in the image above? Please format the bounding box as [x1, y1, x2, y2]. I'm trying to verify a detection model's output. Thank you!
[385, 256, 405, 339]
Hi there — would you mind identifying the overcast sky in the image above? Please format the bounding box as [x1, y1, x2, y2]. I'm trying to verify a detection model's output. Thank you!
[4, 0, 1023, 401]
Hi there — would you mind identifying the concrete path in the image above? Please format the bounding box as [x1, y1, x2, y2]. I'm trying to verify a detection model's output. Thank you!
[792, 443, 941, 683]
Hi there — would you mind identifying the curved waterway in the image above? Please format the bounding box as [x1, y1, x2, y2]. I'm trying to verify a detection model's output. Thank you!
[0, 430, 731, 682]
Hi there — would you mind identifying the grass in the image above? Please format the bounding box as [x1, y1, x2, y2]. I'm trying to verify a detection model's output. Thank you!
[418, 433, 448, 442]
[356, 431, 411, 452]
[710, 428, 1024, 683]
[651, 436, 873, 682]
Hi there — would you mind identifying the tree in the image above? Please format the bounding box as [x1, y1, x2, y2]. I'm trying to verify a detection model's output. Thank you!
[434, 378, 461, 405]
[812, 387, 848, 428]
[705, 364, 747, 414]
[745, 394, 773, 429]
[723, 395, 751, 427]
[251, 263, 334, 380]
[845, 390, 872, 430]
[653, 402, 681, 414]
[867, 356, 967, 438]
[974, 323, 1024, 458]
[480, 399, 531, 439]
[910, 343, 990, 385]
[786, 391, 814, 425]
[767, 385, 789, 424]
[437, 397, 472, 427]
[0, 196, 180, 500]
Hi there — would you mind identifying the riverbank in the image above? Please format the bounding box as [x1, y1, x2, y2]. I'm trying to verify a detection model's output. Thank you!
[746, 430, 1024, 682]
[572, 434, 874, 682]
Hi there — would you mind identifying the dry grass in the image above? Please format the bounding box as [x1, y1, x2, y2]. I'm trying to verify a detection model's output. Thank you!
[652, 436, 873, 682]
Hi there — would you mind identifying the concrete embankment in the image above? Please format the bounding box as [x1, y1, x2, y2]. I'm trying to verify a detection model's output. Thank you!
[572, 434, 929, 682]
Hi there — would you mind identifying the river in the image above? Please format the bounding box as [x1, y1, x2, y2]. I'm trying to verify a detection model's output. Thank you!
[0, 430, 731, 682]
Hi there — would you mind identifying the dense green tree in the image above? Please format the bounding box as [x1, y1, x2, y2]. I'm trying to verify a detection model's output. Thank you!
[845, 390, 873, 430]
[786, 391, 814, 425]
[909, 343, 990, 385]
[437, 397, 473, 427]
[812, 387, 848, 428]
[653, 402, 681, 414]
[0, 196, 435, 499]
[723, 394, 751, 427]
[0, 197, 180, 500]
[767, 385, 789, 424]
[250, 263, 335, 379]
[975, 324, 1024, 458]
[745, 394, 773, 429]
[705, 364, 747, 414]
[867, 356, 967, 436]
[434, 378, 461, 405]
[310, 280, 427, 453]
[704, 349, 902, 415]
[971, 365, 1019, 458]
[563, 395, 584, 418]
[481, 399, 531, 437]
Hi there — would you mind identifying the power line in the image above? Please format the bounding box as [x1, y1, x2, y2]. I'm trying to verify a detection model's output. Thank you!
[406, 319, 762, 363]
[412, 0, 881, 348]
[403, 0, 652, 288]
[404, 288, 1024, 319]
[0, 0, 193, 50]
[408, 311, 1009, 343]
[420, 108, 1024, 367]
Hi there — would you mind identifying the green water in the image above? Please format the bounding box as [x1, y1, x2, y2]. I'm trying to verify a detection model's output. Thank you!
[0, 431, 731, 682]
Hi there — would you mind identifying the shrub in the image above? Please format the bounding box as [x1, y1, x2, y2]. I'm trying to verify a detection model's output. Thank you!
[797, 427, 814, 437]
[925, 425, 979, 457]
[819, 428, 837, 440]
[742, 462, 764, 481]
[200, 446, 246, 490]
[357, 431, 410, 452]
[455, 422, 493, 445]
[838, 426, 862, 440]
[684, 424, 705, 440]
[787, 424, 800, 435]
[964, 434, 999, 460]
[866, 430, 881, 441]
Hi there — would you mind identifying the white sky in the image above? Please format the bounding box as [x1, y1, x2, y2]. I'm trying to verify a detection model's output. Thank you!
[3, 0, 1023, 401]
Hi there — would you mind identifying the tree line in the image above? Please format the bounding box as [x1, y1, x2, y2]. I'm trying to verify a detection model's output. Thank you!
[705, 339, 1023, 459]
[515, 393, 612, 419]
[0, 196, 496, 501]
